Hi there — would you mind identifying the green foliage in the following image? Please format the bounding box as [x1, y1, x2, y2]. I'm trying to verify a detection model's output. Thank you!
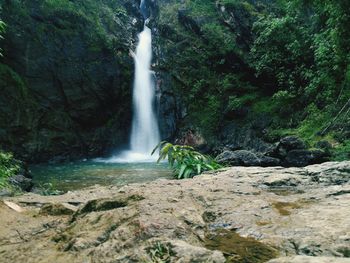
[227, 93, 259, 111]
[189, 96, 222, 139]
[251, 14, 314, 94]
[332, 140, 350, 161]
[157, 0, 350, 151]
[0, 151, 20, 189]
[37, 183, 64, 196]
[147, 242, 174, 263]
[157, 0, 262, 140]
[249, 0, 350, 150]
[152, 142, 222, 179]
[0, 20, 5, 56]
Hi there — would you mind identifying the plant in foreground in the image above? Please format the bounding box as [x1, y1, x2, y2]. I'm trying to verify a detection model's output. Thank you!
[147, 242, 173, 263]
[152, 141, 222, 179]
[0, 151, 20, 189]
[37, 183, 64, 196]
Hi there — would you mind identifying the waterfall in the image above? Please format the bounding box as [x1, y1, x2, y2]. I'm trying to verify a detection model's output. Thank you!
[105, 0, 160, 162]
[129, 26, 160, 156]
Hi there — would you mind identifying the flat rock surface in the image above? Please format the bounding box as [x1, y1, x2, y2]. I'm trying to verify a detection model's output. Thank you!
[0, 161, 349, 262]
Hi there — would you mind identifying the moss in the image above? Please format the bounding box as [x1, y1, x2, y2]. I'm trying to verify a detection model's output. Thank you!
[78, 198, 128, 214]
[256, 221, 271, 226]
[272, 201, 301, 216]
[205, 229, 279, 262]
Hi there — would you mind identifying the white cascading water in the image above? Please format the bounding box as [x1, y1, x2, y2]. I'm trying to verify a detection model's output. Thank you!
[129, 25, 160, 157]
[105, 0, 160, 162]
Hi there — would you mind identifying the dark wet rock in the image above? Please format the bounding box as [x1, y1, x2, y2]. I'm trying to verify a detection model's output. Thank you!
[284, 149, 329, 167]
[262, 136, 332, 167]
[9, 174, 33, 192]
[216, 150, 280, 167]
[219, 117, 273, 153]
[259, 155, 281, 167]
[40, 203, 76, 216]
[315, 140, 333, 151]
[216, 150, 261, 166]
[280, 136, 307, 151]
[156, 72, 185, 141]
[268, 136, 307, 160]
[77, 198, 128, 215]
[0, 188, 13, 197]
[0, 0, 142, 162]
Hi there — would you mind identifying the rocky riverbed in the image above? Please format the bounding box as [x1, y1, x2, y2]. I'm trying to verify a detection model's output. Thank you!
[0, 161, 349, 263]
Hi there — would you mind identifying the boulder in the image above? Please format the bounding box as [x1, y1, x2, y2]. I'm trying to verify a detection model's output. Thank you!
[219, 117, 273, 154]
[259, 155, 281, 167]
[284, 149, 329, 167]
[216, 150, 281, 167]
[0, 189, 13, 197]
[315, 140, 332, 151]
[216, 150, 261, 166]
[267, 136, 307, 159]
[9, 174, 33, 192]
[280, 136, 307, 151]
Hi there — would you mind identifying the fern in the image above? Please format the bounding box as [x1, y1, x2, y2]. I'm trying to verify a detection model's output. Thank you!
[152, 142, 222, 179]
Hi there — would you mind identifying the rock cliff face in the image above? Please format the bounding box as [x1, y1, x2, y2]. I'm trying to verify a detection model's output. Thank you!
[1, 161, 349, 262]
[151, 0, 278, 151]
[0, 0, 142, 162]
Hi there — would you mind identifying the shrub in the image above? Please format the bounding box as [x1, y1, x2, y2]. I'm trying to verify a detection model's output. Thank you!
[0, 151, 20, 189]
[152, 142, 222, 179]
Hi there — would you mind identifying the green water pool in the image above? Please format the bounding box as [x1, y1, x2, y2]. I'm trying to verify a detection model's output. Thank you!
[30, 160, 172, 192]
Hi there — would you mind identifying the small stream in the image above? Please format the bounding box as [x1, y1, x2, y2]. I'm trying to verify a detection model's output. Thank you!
[30, 160, 172, 192]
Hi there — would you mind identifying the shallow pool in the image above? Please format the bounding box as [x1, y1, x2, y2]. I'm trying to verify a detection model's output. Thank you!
[30, 160, 172, 192]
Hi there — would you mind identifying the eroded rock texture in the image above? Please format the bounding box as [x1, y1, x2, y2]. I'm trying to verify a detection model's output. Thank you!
[0, 161, 349, 262]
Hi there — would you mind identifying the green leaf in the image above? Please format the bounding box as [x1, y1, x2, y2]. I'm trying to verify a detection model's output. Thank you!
[152, 141, 222, 180]
[184, 168, 193, 178]
[152, 141, 165, 155]
[178, 164, 187, 178]
[205, 164, 214, 170]
[196, 164, 201, 174]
